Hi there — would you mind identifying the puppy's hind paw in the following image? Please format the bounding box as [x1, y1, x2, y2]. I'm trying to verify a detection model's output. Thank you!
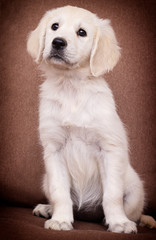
[140, 215, 156, 229]
[33, 204, 52, 219]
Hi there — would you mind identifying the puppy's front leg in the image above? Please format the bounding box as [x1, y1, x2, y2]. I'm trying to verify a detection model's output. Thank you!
[99, 129, 137, 233]
[101, 150, 137, 233]
[44, 147, 73, 231]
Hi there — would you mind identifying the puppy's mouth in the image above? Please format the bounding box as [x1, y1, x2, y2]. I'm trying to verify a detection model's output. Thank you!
[49, 51, 70, 65]
[48, 51, 78, 69]
[50, 52, 65, 61]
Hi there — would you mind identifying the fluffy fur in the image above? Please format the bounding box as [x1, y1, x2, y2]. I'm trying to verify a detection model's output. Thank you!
[27, 6, 156, 233]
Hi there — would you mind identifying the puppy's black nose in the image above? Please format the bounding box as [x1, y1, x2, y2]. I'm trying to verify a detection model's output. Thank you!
[52, 38, 67, 50]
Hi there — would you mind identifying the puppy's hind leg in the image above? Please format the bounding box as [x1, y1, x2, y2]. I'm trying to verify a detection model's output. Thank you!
[123, 167, 144, 223]
[33, 174, 53, 219]
[124, 167, 156, 229]
[124, 177, 156, 229]
[33, 204, 52, 219]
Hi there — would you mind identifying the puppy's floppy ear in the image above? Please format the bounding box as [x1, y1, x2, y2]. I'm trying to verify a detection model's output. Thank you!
[27, 11, 51, 63]
[90, 19, 121, 77]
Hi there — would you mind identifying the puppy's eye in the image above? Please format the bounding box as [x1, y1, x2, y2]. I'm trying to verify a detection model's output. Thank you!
[77, 28, 87, 37]
[51, 23, 59, 31]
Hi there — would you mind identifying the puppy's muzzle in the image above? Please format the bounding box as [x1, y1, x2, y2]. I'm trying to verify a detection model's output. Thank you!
[52, 38, 67, 50]
[50, 38, 71, 65]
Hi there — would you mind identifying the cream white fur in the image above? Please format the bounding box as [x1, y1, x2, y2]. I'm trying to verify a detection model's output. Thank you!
[27, 6, 156, 233]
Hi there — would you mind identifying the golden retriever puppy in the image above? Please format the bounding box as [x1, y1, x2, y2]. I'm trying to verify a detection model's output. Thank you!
[27, 5, 156, 233]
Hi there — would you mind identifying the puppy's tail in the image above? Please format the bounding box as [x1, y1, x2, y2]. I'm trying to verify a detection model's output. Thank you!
[139, 215, 156, 229]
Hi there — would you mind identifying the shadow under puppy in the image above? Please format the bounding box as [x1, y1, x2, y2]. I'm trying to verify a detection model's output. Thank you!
[27, 5, 156, 233]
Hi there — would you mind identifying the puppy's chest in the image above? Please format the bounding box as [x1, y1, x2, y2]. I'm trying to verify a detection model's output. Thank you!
[52, 90, 93, 127]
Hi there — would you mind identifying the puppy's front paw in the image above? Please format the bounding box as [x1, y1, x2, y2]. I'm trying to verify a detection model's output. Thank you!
[45, 219, 73, 231]
[108, 220, 137, 234]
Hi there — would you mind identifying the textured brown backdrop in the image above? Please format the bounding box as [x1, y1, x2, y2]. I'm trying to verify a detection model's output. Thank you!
[0, 0, 156, 219]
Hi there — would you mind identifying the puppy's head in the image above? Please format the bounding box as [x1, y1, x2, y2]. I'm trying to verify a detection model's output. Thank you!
[27, 6, 120, 77]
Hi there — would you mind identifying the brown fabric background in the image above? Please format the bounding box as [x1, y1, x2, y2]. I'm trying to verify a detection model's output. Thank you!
[0, 0, 156, 221]
[0, 206, 156, 240]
